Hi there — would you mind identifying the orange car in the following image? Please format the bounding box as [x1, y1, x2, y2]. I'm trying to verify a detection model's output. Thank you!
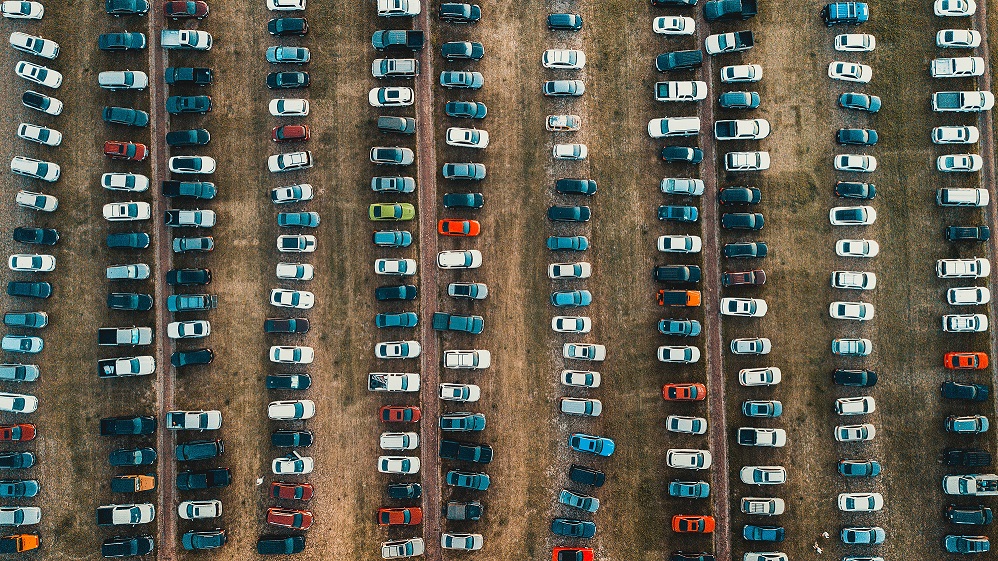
[379, 405, 421, 423]
[0, 534, 38, 552]
[672, 514, 715, 533]
[438, 219, 481, 237]
[663, 383, 707, 401]
[945, 352, 989, 370]
[267, 507, 313, 530]
[553, 547, 594, 561]
[377, 507, 423, 526]
[104, 140, 148, 162]
[0, 424, 35, 441]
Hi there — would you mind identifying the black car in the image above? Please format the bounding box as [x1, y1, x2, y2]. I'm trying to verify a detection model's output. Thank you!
[13, 227, 58, 246]
[834, 181, 876, 199]
[439, 2, 481, 22]
[946, 505, 994, 525]
[547, 12, 582, 30]
[654, 265, 701, 283]
[109, 447, 157, 466]
[944, 447, 992, 467]
[718, 91, 760, 109]
[551, 518, 596, 538]
[441, 41, 484, 60]
[375, 284, 418, 301]
[661, 146, 704, 163]
[267, 71, 309, 89]
[568, 464, 605, 487]
[723, 242, 767, 259]
[7, 281, 51, 299]
[176, 468, 231, 490]
[377, 116, 416, 134]
[268, 17, 308, 36]
[166, 95, 212, 114]
[101, 415, 157, 436]
[171, 349, 214, 367]
[175, 439, 224, 461]
[651, 0, 696, 5]
[98, 31, 146, 50]
[266, 374, 312, 390]
[103, 106, 150, 127]
[722, 212, 764, 230]
[166, 129, 211, 147]
[0, 452, 34, 469]
[941, 381, 990, 401]
[166, 268, 211, 286]
[442, 192, 484, 209]
[165, 67, 213, 86]
[947, 226, 990, 242]
[718, 187, 761, 205]
[548, 205, 591, 222]
[833, 369, 877, 387]
[264, 318, 311, 333]
[183, 530, 227, 551]
[107, 232, 150, 249]
[278, 212, 321, 228]
[257, 535, 305, 555]
[837, 128, 878, 145]
[556, 178, 598, 195]
[272, 430, 314, 448]
[445, 101, 487, 119]
[387, 482, 422, 499]
[108, 292, 153, 311]
[106, 0, 150, 15]
[162, 181, 217, 200]
[671, 553, 715, 561]
[101, 535, 154, 558]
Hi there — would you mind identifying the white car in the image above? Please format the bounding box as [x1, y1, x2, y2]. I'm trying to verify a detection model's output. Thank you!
[932, 125, 979, 144]
[740, 466, 787, 485]
[166, 320, 210, 339]
[102, 173, 149, 192]
[552, 316, 592, 333]
[169, 156, 216, 174]
[667, 415, 707, 435]
[658, 235, 702, 253]
[15, 61, 60, 88]
[437, 250, 482, 269]
[378, 456, 420, 474]
[270, 288, 314, 309]
[828, 61, 872, 83]
[446, 127, 489, 148]
[383, 539, 426, 560]
[730, 338, 772, 355]
[268, 399, 316, 420]
[103, 202, 152, 221]
[666, 449, 712, 469]
[0, 393, 37, 413]
[269, 345, 314, 364]
[0, 506, 40, 526]
[380, 432, 419, 450]
[15, 190, 56, 211]
[542, 49, 586, 69]
[714, 119, 771, 140]
[439, 383, 481, 402]
[948, 286, 991, 305]
[834, 33, 875, 51]
[932, 56, 985, 77]
[829, 205, 877, 224]
[561, 397, 602, 417]
[563, 343, 606, 361]
[835, 396, 875, 416]
[8, 254, 54, 272]
[269, 98, 310, 116]
[16, 123, 60, 146]
[739, 368, 782, 387]
[829, 301, 875, 320]
[661, 178, 705, 195]
[276, 262, 314, 280]
[369, 87, 414, 107]
[725, 151, 770, 171]
[935, 0, 975, 16]
[721, 64, 762, 83]
[375, 341, 422, 359]
[268, 151, 312, 173]
[548, 262, 591, 279]
[943, 313, 989, 332]
[9, 32, 58, 59]
[271, 183, 314, 203]
[178, 500, 221, 520]
[937, 29, 981, 47]
[657, 345, 701, 363]
[11, 156, 59, 182]
[267, 0, 305, 10]
[376, 258, 417, 276]
[835, 423, 876, 442]
[648, 116, 700, 138]
[834, 154, 877, 172]
[272, 451, 314, 474]
[443, 350, 491, 369]
[561, 370, 600, 388]
[741, 498, 786, 516]
[831, 270, 877, 290]
[937, 258, 990, 278]
[1, 1, 42, 19]
[832, 338, 872, 356]
[835, 239, 879, 257]
[377, 0, 421, 16]
[838, 492, 884, 512]
[653, 16, 694, 34]
[720, 297, 768, 317]
[278, 235, 317, 253]
[553, 143, 587, 160]
[938, 153, 983, 172]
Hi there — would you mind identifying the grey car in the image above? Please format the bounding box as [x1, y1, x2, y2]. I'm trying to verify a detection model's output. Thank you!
[543, 79, 585, 96]
[372, 176, 416, 193]
[440, 71, 484, 89]
[370, 147, 415, 165]
[441, 41, 484, 60]
[377, 116, 416, 134]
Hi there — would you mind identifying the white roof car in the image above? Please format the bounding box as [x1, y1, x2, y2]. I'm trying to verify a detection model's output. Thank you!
[378, 456, 420, 474]
[103, 202, 152, 221]
[552, 316, 592, 333]
[831, 270, 877, 290]
[10, 156, 59, 182]
[272, 451, 314, 474]
[943, 313, 989, 332]
[835, 423, 876, 442]
[937, 29, 981, 48]
[730, 338, 772, 355]
[0, 392, 37, 413]
[658, 235, 703, 253]
[369, 87, 414, 107]
[15, 190, 57, 211]
[276, 262, 315, 280]
[437, 249, 482, 269]
[7, 254, 53, 272]
[97, 70, 147, 90]
[648, 116, 700, 138]
[268, 151, 312, 173]
[725, 151, 770, 171]
[169, 155, 216, 174]
[375, 340, 422, 359]
[829, 205, 877, 224]
[938, 153, 983, 172]
[270, 288, 314, 309]
[380, 431, 419, 450]
[829, 301, 875, 321]
[548, 262, 591, 279]
[561, 370, 600, 388]
[934, 0, 976, 16]
[739, 368, 782, 387]
[0, 506, 40, 525]
[834, 154, 877, 172]
[653, 15, 694, 34]
[838, 492, 884, 512]
[740, 466, 787, 485]
[828, 61, 872, 83]
[932, 125, 980, 144]
[166, 320, 211, 339]
[834, 33, 875, 51]
[445, 127, 489, 148]
[15, 61, 60, 88]
[835, 396, 876, 415]
[269, 345, 314, 364]
[1, 1, 43, 19]
[720, 297, 768, 317]
[267, 0, 306, 10]
[9, 32, 58, 59]
[657, 345, 701, 363]
[947, 286, 991, 305]
[720, 64, 762, 83]
[439, 383, 481, 402]
[267, 399, 316, 420]
[563, 343, 606, 361]
[660, 178, 705, 195]
[931, 56, 985, 78]
[542, 49, 586, 69]
[553, 143, 587, 160]
[666, 448, 712, 469]
[560, 397, 602, 417]
[269, 98, 310, 116]
[376, 258, 417, 276]
[178, 500, 221, 520]
[443, 349, 491, 369]
[16, 123, 60, 146]
[715, 119, 771, 140]
[835, 239, 879, 257]
[102, 172, 149, 192]
[666, 415, 706, 434]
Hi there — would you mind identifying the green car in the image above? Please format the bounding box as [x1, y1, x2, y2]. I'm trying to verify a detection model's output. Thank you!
[369, 203, 415, 221]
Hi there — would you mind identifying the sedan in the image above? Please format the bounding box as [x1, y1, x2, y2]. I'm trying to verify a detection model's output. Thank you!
[830, 206, 877, 225]
[938, 154, 983, 172]
[268, 400, 316, 420]
[270, 289, 314, 309]
[168, 156, 216, 174]
[102, 173, 149, 192]
[445, 127, 489, 148]
[835, 423, 876, 442]
[829, 301, 874, 320]
[269, 346, 314, 364]
[16, 124, 60, 147]
[12, 227, 58, 246]
[834, 155, 877, 173]
[828, 61, 872, 83]
[835, 33, 875, 51]
[440, 71, 484, 89]
[441, 41, 484, 60]
[661, 178, 704, 195]
[742, 400, 782, 418]
[552, 316, 592, 333]
[165, 0, 209, 18]
[563, 343, 606, 361]
[543, 79, 585, 96]
[673, 515, 714, 534]
[944, 536, 990, 554]
[276, 263, 314, 280]
[267, 46, 310, 63]
[667, 415, 707, 435]
[831, 271, 877, 289]
[370, 203, 416, 221]
[1, 1, 42, 18]
[835, 181, 876, 199]
[718, 91, 760, 109]
[270, 98, 310, 115]
[739, 367, 781, 387]
[267, 71, 309, 89]
[661, 146, 704, 163]
[167, 320, 210, 339]
[743, 525, 785, 542]
[720, 64, 762, 83]
[542, 49, 586, 69]
[937, 29, 981, 47]
[370, 147, 414, 165]
[837, 128, 878, 146]
[841, 527, 885, 545]
[553, 143, 587, 160]
[438, 219, 480, 236]
[653, 15, 694, 34]
[272, 452, 313, 474]
[658, 346, 701, 364]
[445, 101, 487, 119]
[835, 239, 879, 257]
[548, 262, 591, 279]
[935, 0, 976, 16]
[7, 254, 54, 272]
[833, 341, 874, 357]
[11, 156, 60, 182]
[272, 124, 309, 142]
[103, 202, 151, 221]
[0, 393, 36, 413]
[839, 92, 881, 112]
[369, 87, 413, 107]
[15, 61, 61, 88]
[550, 289, 592, 307]
[437, 250, 482, 269]
[740, 466, 786, 485]
[658, 235, 702, 253]
[378, 456, 420, 474]
[375, 341, 421, 359]
[838, 459, 881, 477]
[569, 433, 615, 456]
[730, 338, 772, 355]
[441, 533, 483, 551]
[720, 297, 768, 317]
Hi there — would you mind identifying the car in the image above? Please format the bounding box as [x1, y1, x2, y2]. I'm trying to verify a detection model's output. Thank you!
[552, 518, 597, 538]
[834, 369, 877, 388]
[268, 151, 312, 172]
[374, 341, 421, 359]
[440, 2, 481, 22]
[97, 70, 147, 91]
[658, 346, 701, 364]
[271, 183, 314, 204]
[0, 451, 34, 469]
[835, 33, 875, 50]
[553, 143, 588, 160]
[165, 0, 209, 18]
[548, 262, 591, 279]
[271, 481, 314, 501]
[258, 535, 306, 555]
[718, 91, 760, 109]
[439, 383, 480, 402]
[834, 154, 877, 172]
[374, 311, 418, 329]
[1, 0, 42, 18]
[164, 209, 216, 228]
[654, 15, 695, 34]
[168, 156, 216, 174]
[841, 527, 886, 545]
[829, 301, 874, 321]
[835, 396, 876, 416]
[264, 318, 310, 334]
[839, 92, 881, 112]
[662, 383, 707, 402]
[373, 231, 412, 248]
[667, 415, 707, 435]
[938, 258, 991, 278]
[11, 157, 60, 182]
[371, 147, 415, 165]
[837, 128, 878, 146]
[836, 459, 882, 478]
[660, 178, 704, 195]
[436, 250, 482, 270]
[661, 146, 704, 163]
[742, 400, 783, 418]
[103, 202, 152, 222]
[669, 480, 709, 499]
[562, 371, 601, 388]
[831, 270, 877, 290]
[658, 319, 702, 337]
[102, 535, 154, 557]
[835, 181, 876, 199]
[378, 506, 423, 526]
[738, 367, 781, 387]
[176, 468, 231, 491]
[934, 125, 980, 144]
[547, 114, 582, 131]
[552, 316, 592, 334]
[22, 91, 62, 116]
[939, 154, 984, 172]
[277, 212, 320, 229]
[648, 116, 700, 139]
[946, 505, 993, 525]
[830, 206, 877, 226]
[548, 205, 591, 222]
[12, 228, 58, 246]
[98, 31, 146, 50]
[272, 451, 313, 475]
[162, 181, 216, 200]
[441, 533, 483, 551]
[945, 536, 990, 554]
[543, 49, 586, 69]
[442, 192, 485, 209]
[166, 129, 210, 147]
[564, 343, 606, 362]
[386, 483, 422, 500]
[835, 239, 879, 258]
[105, 0, 149, 13]
[15, 61, 61, 89]
[381, 538, 425, 559]
[445, 101, 487, 120]
[938, 29, 981, 47]
[947, 415, 990, 433]
[268, 399, 316, 421]
[718, 187, 762, 206]
[543, 79, 585, 96]
[7, 254, 54, 272]
[442, 41, 484, 60]
[722, 213, 764, 230]
[935, 0, 976, 16]
[108, 445, 156, 466]
[370, 203, 416, 221]
[102, 173, 150, 193]
[271, 430, 313, 447]
[378, 116, 416, 135]
[550, 290, 592, 307]
[270, 287, 315, 308]
[720, 297, 768, 317]
[16, 123, 61, 147]
[182, 530, 226, 551]
[0, 393, 36, 413]
[104, 140, 148, 162]
[835, 423, 876, 442]
[375, 284, 418, 301]
[740, 466, 787, 485]
[268, 0, 306, 10]
[266, 374, 312, 391]
[547, 236, 589, 251]
[438, 219, 480, 237]
[167, 320, 211, 339]
[441, 71, 484, 89]
[721, 64, 762, 83]
[548, 12, 582, 29]
[270, 99, 310, 118]
[445, 127, 489, 149]
[6, 281, 49, 300]
[270, 346, 314, 364]
[378, 456, 420, 475]
[569, 433, 614, 456]
[942, 381, 989, 401]
[743, 525, 785, 541]
[166, 268, 211, 287]
[947, 286, 991, 305]
[369, 88, 414, 109]
[267, 46, 310, 64]
[164, 96, 212, 116]
[173, 237, 214, 253]
[828, 61, 872, 82]
[730, 338, 772, 355]
[667, 449, 712, 470]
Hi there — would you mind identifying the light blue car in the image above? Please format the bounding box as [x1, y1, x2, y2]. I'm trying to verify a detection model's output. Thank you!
[569, 433, 615, 457]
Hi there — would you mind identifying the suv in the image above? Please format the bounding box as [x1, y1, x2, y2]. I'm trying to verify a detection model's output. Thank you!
[176, 439, 223, 461]
[257, 535, 305, 555]
[377, 116, 416, 134]
[568, 464, 605, 487]
[439, 2, 480, 22]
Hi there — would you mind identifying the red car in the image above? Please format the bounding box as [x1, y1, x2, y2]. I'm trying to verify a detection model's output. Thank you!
[267, 507, 313, 530]
[438, 219, 481, 237]
[164, 0, 209, 18]
[270, 482, 314, 501]
[379, 405, 421, 423]
[272, 125, 310, 142]
[945, 352, 989, 370]
[663, 383, 707, 401]
[672, 515, 715, 533]
[553, 547, 594, 561]
[722, 269, 766, 286]
[104, 141, 148, 162]
[377, 507, 423, 526]
[0, 424, 34, 442]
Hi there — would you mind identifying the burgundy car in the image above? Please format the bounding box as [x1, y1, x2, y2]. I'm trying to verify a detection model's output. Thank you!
[721, 269, 766, 287]
[104, 140, 148, 162]
[164, 0, 209, 18]
[267, 507, 314, 530]
[272, 124, 310, 142]
[270, 482, 314, 501]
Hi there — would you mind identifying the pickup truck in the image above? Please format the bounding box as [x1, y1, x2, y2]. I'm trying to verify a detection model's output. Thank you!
[944, 474, 998, 496]
[705, 0, 757, 20]
[98, 356, 156, 378]
[0, 534, 39, 553]
[654, 265, 702, 283]
[656, 49, 703, 72]
[96, 504, 156, 526]
[822, 2, 868, 25]
[99, 327, 152, 346]
[110, 474, 157, 493]
[655, 81, 708, 102]
[439, 440, 494, 464]
[100, 415, 157, 436]
[445, 501, 483, 521]
[372, 29, 425, 51]
[931, 57, 985, 78]
[368, 373, 421, 392]
[107, 264, 150, 280]
[160, 29, 212, 50]
[657, 290, 702, 307]
[165, 67, 213, 85]
[933, 91, 995, 112]
[737, 427, 787, 447]
[166, 410, 222, 431]
[705, 30, 754, 55]
[167, 294, 217, 312]
[432, 312, 484, 334]
[372, 58, 419, 78]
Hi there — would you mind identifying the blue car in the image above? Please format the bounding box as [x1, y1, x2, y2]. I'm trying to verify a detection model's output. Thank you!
[0, 480, 38, 498]
[668, 480, 709, 498]
[743, 525, 785, 542]
[373, 230, 413, 248]
[718, 91, 760, 109]
[551, 290, 592, 307]
[569, 433, 615, 457]
[841, 527, 885, 545]
[547, 236, 589, 251]
[742, 400, 783, 418]
[658, 205, 699, 222]
[375, 312, 418, 328]
[658, 319, 702, 337]
[837, 459, 881, 477]
[446, 470, 490, 490]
